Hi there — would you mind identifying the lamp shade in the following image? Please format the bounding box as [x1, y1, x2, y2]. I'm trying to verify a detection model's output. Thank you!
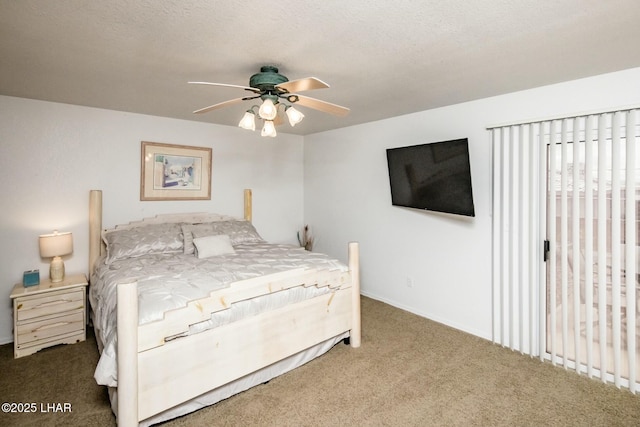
[286, 106, 304, 127]
[261, 120, 277, 137]
[39, 231, 73, 258]
[258, 98, 278, 120]
[238, 111, 256, 130]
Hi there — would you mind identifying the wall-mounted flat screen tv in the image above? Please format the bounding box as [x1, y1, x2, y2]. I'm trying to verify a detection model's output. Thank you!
[386, 138, 475, 217]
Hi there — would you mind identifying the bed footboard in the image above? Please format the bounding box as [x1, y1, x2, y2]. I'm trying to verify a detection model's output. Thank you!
[117, 280, 139, 427]
[89, 189, 361, 426]
[348, 241, 361, 348]
[116, 243, 361, 426]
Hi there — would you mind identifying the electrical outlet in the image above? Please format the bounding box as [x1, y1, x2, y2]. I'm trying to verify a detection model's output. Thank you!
[406, 276, 414, 288]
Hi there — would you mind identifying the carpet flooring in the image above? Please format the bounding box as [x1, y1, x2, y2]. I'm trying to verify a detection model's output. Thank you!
[1, 296, 639, 426]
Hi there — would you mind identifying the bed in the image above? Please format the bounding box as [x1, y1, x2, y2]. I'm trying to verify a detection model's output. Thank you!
[87, 189, 361, 426]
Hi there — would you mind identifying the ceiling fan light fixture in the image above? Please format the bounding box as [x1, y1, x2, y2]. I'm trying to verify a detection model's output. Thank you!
[191, 65, 350, 137]
[261, 120, 277, 137]
[285, 106, 304, 127]
[238, 110, 256, 131]
[258, 98, 278, 120]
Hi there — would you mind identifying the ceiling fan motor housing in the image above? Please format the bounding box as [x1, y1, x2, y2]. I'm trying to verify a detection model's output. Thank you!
[250, 66, 289, 92]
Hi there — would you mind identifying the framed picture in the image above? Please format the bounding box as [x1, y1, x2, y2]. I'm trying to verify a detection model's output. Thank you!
[140, 141, 212, 201]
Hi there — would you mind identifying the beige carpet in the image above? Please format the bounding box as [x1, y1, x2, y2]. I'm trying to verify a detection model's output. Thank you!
[1, 297, 639, 426]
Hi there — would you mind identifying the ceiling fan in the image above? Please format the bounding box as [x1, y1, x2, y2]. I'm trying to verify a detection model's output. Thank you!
[189, 65, 350, 137]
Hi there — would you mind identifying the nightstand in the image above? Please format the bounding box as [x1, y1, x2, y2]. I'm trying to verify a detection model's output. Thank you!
[10, 273, 88, 358]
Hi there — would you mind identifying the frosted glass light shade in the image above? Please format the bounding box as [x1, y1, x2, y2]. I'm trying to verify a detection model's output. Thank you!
[258, 99, 277, 120]
[39, 231, 73, 283]
[286, 106, 304, 126]
[238, 111, 256, 131]
[261, 120, 277, 137]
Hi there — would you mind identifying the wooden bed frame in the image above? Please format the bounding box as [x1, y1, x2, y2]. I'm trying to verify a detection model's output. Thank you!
[88, 190, 361, 426]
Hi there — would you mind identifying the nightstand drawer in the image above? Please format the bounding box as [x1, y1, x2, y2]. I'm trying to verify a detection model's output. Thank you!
[15, 289, 85, 322]
[16, 311, 84, 346]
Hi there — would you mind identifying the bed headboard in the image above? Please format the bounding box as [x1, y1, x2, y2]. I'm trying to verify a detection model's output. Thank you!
[88, 189, 253, 278]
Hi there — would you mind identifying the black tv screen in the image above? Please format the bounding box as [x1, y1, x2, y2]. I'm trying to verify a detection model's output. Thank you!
[386, 138, 475, 217]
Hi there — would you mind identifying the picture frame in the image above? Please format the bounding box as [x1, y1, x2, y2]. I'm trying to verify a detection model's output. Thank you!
[140, 141, 212, 201]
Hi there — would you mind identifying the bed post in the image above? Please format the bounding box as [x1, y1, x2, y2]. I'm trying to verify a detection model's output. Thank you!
[89, 190, 102, 278]
[244, 188, 252, 222]
[348, 241, 361, 348]
[117, 281, 139, 427]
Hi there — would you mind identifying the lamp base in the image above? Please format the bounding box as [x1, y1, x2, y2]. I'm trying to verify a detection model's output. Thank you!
[50, 256, 65, 283]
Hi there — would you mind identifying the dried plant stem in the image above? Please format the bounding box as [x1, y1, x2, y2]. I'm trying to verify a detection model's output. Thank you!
[297, 225, 314, 251]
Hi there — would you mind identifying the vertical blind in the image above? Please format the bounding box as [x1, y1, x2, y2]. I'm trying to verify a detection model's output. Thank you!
[490, 107, 639, 392]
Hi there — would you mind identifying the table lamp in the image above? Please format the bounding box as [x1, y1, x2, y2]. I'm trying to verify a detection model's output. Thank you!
[39, 230, 73, 282]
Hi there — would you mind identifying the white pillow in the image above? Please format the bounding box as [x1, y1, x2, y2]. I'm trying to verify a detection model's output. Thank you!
[193, 234, 236, 259]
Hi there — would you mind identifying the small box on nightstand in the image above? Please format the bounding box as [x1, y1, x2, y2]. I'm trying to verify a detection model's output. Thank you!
[22, 270, 40, 287]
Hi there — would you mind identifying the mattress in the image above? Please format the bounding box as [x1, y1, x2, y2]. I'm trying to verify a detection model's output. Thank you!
[89, 242, 348, 387]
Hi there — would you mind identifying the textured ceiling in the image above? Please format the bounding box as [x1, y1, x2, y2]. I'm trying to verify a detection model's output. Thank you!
[1, 1, 640, 135]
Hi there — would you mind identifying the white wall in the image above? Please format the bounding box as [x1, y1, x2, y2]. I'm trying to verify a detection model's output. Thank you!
[2, 67, 638, 347]
[304, 67, 640, 340]
[0, 96, 304, 344]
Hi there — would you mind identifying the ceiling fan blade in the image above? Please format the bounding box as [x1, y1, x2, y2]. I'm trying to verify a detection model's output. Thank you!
[189, 81, 261, 94]
[193, 97, 245, 114]
[294, 95, 350, 117]
[276, 77, 329, 93]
